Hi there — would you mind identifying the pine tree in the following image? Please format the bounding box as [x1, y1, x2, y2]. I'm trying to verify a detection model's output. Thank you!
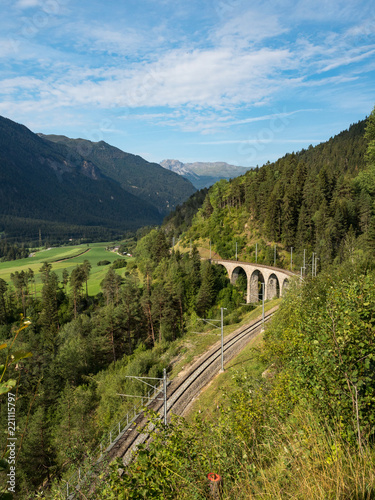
[0, 278, 8, 323]
[39, 269, 60, 349]
[101, 268, 122, 306]
[365, 105, 375, 166]
[82, 259, 92, 298]
[196, 261, 215, 316]
[69, 265, 86, 319]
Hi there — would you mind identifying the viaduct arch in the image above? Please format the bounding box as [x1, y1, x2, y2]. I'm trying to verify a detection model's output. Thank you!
[211, 259, 295, 303]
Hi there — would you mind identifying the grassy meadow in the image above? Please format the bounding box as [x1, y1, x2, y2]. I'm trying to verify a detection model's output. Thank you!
[0, 242, 134, 296]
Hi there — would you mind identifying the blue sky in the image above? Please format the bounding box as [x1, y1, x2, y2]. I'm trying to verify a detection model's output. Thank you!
[0, 0, 374, 167]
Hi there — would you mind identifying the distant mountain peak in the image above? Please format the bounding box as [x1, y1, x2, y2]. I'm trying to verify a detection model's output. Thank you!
[160, 159, 252, 189]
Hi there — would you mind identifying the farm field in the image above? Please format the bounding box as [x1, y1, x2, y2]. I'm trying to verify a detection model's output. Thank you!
[0, 242, 134, 296]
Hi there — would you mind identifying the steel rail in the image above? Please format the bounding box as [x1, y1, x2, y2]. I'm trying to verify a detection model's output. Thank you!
[68, 307, 277, 497]
[107, 308, 276, 464]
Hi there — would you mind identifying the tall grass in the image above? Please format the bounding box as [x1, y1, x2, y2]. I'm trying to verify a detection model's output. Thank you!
[220, 407, 375, 500]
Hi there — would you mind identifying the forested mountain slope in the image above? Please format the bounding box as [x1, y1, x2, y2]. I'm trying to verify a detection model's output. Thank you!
[167, 119, 370, 266]
[41, 135, 196, 215]
[0, 116, 162, 241]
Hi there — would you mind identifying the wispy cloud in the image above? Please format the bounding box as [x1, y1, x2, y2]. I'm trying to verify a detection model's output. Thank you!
[212, 9, 288, 48]
[0, 0, 373, 164]
[194, 139, 324, 145]
[16, 0, 44, 8]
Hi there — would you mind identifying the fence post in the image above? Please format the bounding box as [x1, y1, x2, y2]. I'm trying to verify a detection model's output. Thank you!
[207, 473, 222, 499]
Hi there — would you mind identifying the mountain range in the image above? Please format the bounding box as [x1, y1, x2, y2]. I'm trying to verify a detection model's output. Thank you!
[0, 116, 195, 242]
[41, 136, 195, 214]
[160, 159, 251, 189]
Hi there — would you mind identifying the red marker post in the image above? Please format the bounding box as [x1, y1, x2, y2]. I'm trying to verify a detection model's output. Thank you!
[207, 472, 222, 499]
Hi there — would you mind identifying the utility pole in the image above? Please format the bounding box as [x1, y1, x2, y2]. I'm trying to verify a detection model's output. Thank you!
[163, 368, 167, 425]
[303, 249, 306, 274]
[172, 236, 175, 248]
[312, 252, 315, 277]
[119, 373, 169, 425]
[261, 282, 265, 330]
[220, 307, 227, 373]
[198, 314, 225, 374]
[315, 256, 318, 277]
[290, 247, 293, 271]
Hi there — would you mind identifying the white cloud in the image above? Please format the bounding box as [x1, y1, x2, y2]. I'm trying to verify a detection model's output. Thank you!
[195, 139, 323, 145]
[63, 22, 148, 57]
[16, 0, 43, 8]
[318, 48, 375, 73]
[213, 9, 288, 48]
[1, 0, 374, 141]
[0, 44, 293, 111]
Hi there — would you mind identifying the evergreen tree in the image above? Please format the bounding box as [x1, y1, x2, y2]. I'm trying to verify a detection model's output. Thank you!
[101, 268, 122, 306]
[39, 266, 60, 350]
[0, 278, 8, 323]
[196, 261, 215, 316]
[69, 265, 86, 319]
[365, 105, 375, 166]
[121, 277, 143, 354]
[82, 259, 92, 298]
[62, 268, 69, 293]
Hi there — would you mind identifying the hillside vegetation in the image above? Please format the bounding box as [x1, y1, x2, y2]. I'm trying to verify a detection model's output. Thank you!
[93, 108, 375, 499]
[1, 108, 375, 499]
[168, 119, 370, 269]
[0, 226, 255, 498]
[97, 259, 375, 500]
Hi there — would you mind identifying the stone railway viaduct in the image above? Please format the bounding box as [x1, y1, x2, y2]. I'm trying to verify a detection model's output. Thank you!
[210, 259, 296, 303]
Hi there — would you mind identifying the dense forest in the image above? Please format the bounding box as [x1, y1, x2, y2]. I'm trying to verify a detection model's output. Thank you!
[0, 229, 249, 498]
[169, 118, 372, 269]
[0, 241, 29, 262]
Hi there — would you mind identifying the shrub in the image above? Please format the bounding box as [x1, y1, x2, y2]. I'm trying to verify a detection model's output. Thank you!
[111, 259, 127, 269]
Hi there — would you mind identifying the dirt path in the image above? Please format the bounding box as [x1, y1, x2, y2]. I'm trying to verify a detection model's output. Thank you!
[54, 248, 91, 263]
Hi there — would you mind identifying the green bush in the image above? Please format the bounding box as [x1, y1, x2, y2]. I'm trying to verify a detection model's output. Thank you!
[111, 258, 127, 269]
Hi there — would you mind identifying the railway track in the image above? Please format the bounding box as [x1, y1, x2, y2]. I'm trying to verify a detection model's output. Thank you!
[67, 307, 278, 498]
[107, 306, 278, 465]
